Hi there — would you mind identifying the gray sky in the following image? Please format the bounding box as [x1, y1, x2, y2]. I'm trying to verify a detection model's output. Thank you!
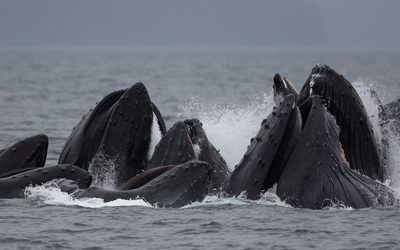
[0, 0, 399, 48]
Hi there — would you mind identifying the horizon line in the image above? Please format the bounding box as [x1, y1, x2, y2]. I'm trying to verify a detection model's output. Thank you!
[0, 45, 400, 52]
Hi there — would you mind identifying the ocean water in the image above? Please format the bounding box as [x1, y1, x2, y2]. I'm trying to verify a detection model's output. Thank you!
[1, 48, 400, 249]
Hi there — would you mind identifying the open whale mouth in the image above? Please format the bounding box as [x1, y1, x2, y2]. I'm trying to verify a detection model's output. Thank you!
[59, 82, 168, 188]
[297, 64, 383, 181]
[276, 95, 395, 209]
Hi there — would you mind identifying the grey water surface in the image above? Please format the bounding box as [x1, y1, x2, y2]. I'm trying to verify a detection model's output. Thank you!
[1, 48, 400, 249]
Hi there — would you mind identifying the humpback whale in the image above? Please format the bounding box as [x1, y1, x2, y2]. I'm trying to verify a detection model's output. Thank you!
[149, 119, 230, 191]
[0, 134, 48, 178]
[225, 94, 302, 199]
[297, 64, 384, 181]
[55, 161, 212, 208]
[0, 164, 92, 199]
[0, 66, 395, 210]
[277, 96, 394, 209]
[148, 121, 196, 169]
[59, 83, 163, 187]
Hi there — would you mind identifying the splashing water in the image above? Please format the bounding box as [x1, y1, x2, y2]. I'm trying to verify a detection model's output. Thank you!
[88, 152, 117, 189]
[183, 192, 290, 209]
[353, 80, 400, 195]
[353, 79, 385, 151]
[179, 92, 275, 169]
[24, 181, 151, 208]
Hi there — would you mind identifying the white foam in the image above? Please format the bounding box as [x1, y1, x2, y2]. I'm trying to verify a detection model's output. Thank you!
[193, 143, 201, 159]
[255, 191, 292, 207]
[321, 203, 355, 211]
[25, 183, 290, 209]
[179, 93, 274, 169]
[24, 181, 152, 208]
[182, 195, 249, 208]
[148, 114, 162, 159]
[183, 192, 291, 208]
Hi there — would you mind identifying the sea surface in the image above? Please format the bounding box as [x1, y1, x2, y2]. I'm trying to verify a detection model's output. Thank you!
[0, 48, 400, 249]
